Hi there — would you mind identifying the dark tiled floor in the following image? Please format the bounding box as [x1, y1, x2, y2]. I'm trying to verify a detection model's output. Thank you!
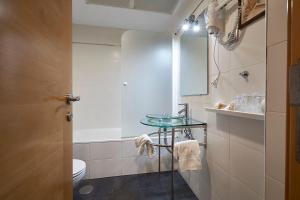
[74, 171, 198, 200]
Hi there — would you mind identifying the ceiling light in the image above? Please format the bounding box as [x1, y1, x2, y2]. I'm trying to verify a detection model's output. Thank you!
[182, 19, 190, 31]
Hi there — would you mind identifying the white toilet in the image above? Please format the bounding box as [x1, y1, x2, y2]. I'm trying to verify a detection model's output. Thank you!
[73, 159, 86, 188]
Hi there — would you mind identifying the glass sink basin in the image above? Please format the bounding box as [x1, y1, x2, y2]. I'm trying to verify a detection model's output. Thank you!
[145, 114, 184, 126]
[146, 114, 184, 120]
[141, 114, 206, 128]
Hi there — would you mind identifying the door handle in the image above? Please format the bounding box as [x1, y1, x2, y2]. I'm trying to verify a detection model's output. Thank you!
[65, 93, 80, 104]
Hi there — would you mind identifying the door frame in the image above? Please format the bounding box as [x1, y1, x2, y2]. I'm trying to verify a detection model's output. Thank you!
[286, 0, 300, 199]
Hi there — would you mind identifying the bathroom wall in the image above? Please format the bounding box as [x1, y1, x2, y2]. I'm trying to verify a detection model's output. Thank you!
[265, 0, 287, 199]
[72, 25, 126, 131]
[175, 4, 266, 199]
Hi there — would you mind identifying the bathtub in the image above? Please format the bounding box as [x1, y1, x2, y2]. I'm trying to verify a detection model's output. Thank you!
[73, 128, 122, 143]
[73, 128, 174, 180]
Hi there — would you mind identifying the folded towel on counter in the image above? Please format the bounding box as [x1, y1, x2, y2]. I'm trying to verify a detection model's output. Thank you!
[134, 134, 155, 158]
[174, 140, 202, 171]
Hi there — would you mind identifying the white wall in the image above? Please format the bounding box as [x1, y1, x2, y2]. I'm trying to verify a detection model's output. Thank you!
[72, 25, 126, 131]
[174, 5, 266, 199]
[265, 0, 287, 199]
[121, 30, 173, 138]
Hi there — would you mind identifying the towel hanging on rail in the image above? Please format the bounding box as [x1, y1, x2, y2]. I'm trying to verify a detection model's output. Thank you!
[134, 134, 155, 158]
[174, 140, 202, 171]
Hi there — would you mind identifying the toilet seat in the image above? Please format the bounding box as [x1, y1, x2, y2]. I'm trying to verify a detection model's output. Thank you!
[73, 159, 86, 177]
[73, 159, 86, 188]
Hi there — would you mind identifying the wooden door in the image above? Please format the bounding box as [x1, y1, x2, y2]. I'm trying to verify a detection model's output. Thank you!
[0, 1, 72, 200]
[287, 0, 300, 199]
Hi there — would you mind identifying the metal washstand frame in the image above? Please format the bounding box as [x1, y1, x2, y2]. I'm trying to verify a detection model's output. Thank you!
[146, 124, 207, 200]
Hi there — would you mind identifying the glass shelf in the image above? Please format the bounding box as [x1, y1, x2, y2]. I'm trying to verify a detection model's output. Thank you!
[140, 117, 206, 128]
[205, 107, 264, 121]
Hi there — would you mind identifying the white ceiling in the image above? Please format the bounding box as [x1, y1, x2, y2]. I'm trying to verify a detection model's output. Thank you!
[85, 0, 179, 14]
[72, 0, 201, 32]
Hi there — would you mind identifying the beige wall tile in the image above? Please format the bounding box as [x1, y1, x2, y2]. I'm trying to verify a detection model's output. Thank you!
[90, 158, 123, 178]
[230, 177, 264, 200]
[73, 143, 90, 161]
[267, 0, 288, 46]
[209, 71, 235, 104]
[229, 117, 265, 153]
[84, 162, 90, 179]
[230, 19, 266, 69]
[90, 141, 122, 160]
[207, 112, 230, 138]
[266, 112, 286, 182]
[121, 156, 156, 175]
[211, 191, 221, 200]
[230, 63, 266, 97]
[188, 169, 211, 199]
[210, 162, 230, 200]
[121, 139, 140, 158]
[218, 43, 231, 73]
[266, 41, 287, 113]
[230, 141, 265, 196]
[266, 176, 285, 200]
[207, 133, 230, 171]
[209, 36, 220, 76]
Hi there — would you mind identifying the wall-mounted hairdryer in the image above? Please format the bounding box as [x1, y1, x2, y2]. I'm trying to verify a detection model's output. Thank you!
[205, 0, 240, 49]
[205, 0, 224, 36]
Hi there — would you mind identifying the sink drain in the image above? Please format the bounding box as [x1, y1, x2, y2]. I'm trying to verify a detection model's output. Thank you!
[79, 184, 94, 195]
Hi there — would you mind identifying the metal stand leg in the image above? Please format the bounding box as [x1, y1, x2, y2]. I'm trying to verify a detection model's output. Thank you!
[203, 125, 207, 148]
[171, 128, 175, 200]
[158, 128, 161, 173]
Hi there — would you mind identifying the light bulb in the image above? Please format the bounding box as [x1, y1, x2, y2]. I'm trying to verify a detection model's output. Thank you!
[193, 24, 200, 32]
[182, 23, 189, 31]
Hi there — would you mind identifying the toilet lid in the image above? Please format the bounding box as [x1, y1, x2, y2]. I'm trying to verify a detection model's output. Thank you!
[73, 159, 86, 176]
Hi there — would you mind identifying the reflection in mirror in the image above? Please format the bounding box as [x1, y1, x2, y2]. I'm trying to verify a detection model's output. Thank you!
[180, 12, 208, 96]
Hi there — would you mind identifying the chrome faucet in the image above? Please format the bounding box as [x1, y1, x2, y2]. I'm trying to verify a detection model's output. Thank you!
[178, 103, 189, 119]
[178, 103, 193, 139]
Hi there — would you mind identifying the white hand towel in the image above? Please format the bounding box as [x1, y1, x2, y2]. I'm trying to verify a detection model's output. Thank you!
[134, 134, 155, 158]
[174, 140, 202, 171]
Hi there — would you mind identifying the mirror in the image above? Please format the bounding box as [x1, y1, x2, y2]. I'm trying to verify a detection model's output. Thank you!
[180, 12, 208, 96]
